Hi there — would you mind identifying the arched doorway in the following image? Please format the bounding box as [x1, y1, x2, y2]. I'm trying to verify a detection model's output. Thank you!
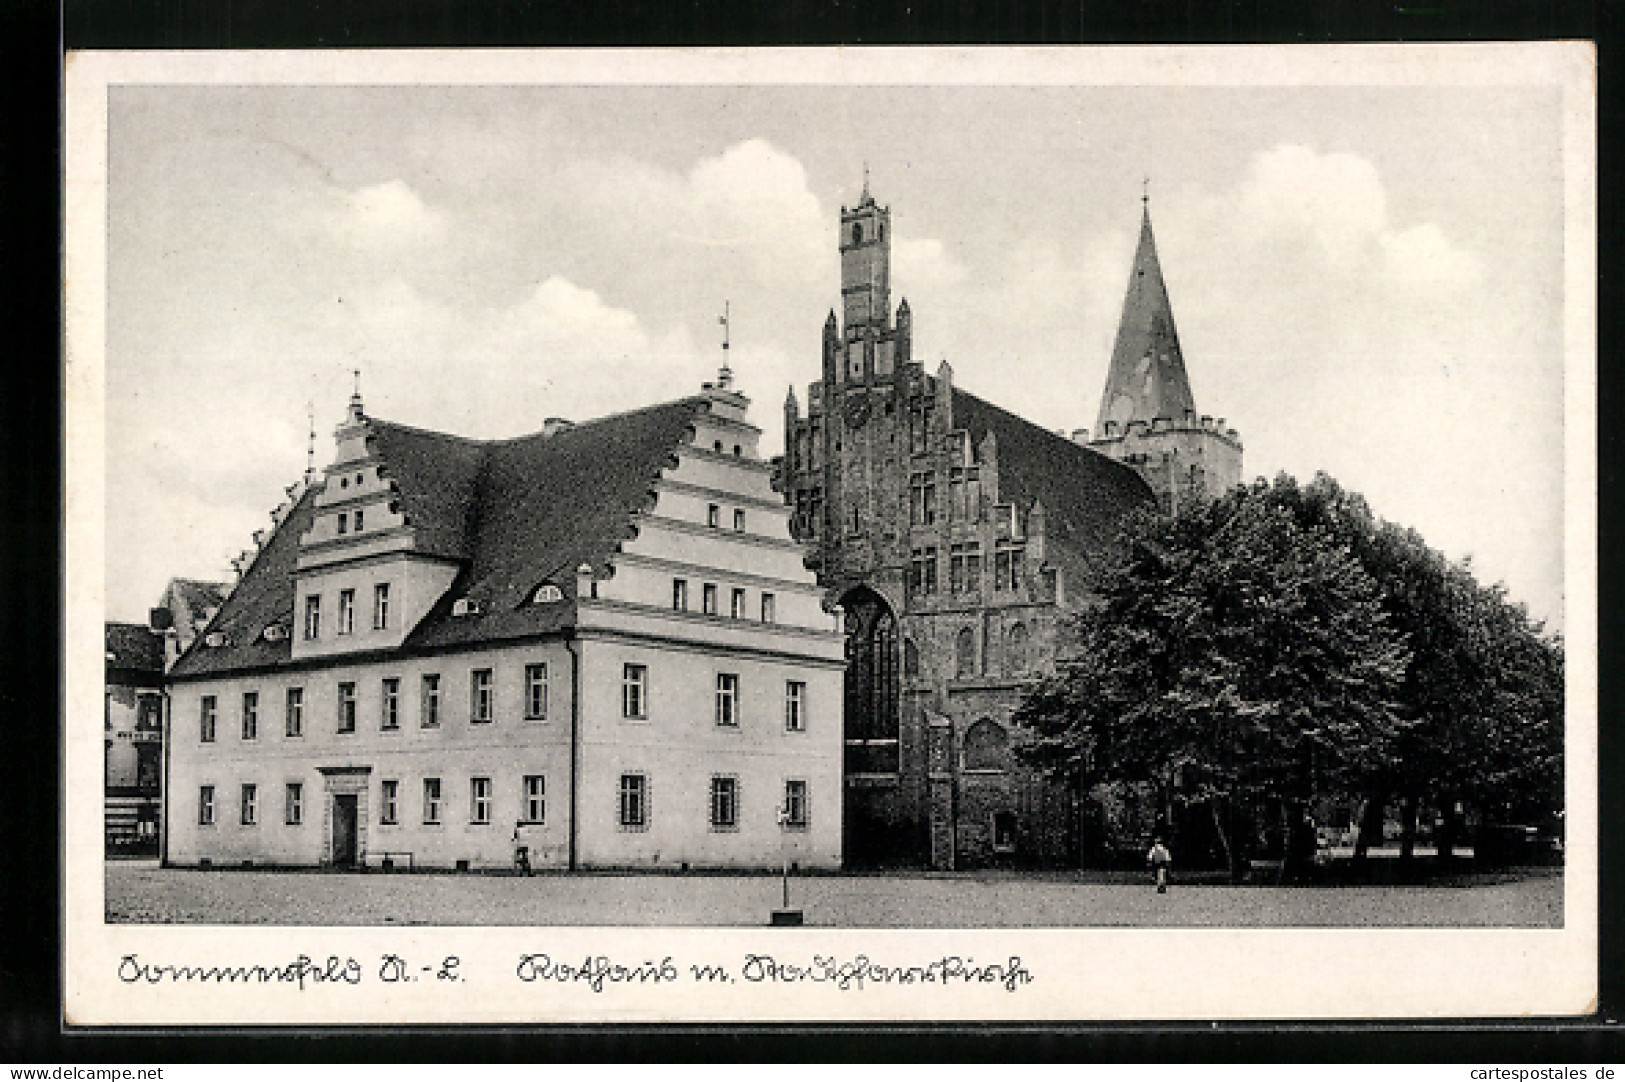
[840, 586, 907, 867]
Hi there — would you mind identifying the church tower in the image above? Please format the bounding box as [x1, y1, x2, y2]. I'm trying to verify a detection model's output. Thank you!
[1087, 199, 1242, 512]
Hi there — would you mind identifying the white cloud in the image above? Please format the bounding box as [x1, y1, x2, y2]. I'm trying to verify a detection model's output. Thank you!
[1380, 221, 1485, 291]
[331, 179, 447, 248]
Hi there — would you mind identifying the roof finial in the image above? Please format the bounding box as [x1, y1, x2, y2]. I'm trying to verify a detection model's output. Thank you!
[862, 161, 870, 201]
[305, 401, 316, 481]
[1142, 176, 1150, 209]
[717, 300, 733, 389]
[347, 368, 365, 422]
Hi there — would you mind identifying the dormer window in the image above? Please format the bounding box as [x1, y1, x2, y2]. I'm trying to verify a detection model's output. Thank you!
[531, 583, 564, 604]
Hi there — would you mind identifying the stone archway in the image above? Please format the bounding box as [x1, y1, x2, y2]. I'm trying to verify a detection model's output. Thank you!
[839, 585, 912, 867]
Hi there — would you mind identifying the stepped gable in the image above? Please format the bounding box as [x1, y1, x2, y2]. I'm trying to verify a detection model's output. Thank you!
[1095, 205, 1197, 433]
[170, 489, 316, 677]
[950, 386, 1155, 585]
[405, 396, 708, 648]
[170, 397, 709, 677]
[106, 622, 163, 673]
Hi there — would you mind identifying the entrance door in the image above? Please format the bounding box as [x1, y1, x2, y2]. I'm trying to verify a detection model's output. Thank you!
[332, 794, 359, 868]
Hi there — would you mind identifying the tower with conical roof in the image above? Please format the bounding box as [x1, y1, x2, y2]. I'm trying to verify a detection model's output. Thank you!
[1086, 197, 1242, 512]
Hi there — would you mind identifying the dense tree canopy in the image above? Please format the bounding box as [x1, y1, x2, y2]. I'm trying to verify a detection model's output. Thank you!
[1016, 473, 1564, 869]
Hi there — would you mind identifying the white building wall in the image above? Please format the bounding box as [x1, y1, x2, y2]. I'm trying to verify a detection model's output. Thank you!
[168, 640, 574, 870]
[572, 633, 843, 870]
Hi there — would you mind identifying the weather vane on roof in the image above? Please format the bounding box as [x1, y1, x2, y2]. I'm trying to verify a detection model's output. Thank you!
[717, 301, 733, 389]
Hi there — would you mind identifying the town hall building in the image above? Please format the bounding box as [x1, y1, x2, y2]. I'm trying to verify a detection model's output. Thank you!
[165, 374, 846, 872]
[779, 183, 1242, 868]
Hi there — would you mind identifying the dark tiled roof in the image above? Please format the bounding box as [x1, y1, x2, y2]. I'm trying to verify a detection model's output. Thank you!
[951, 386, 1155, 588]
[1095, 207, 1198, 433]
[166, 577, 228, 613]
[170, 397, 708, 679]
[106, 622, 163, 673]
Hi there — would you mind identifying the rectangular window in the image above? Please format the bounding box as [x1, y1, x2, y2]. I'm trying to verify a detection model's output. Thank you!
[240, 783, 257, 826]
[783, 779, 809, 829]
[950, 542, 982, 594]
[733, 508, 746, 532]
[707, 503, 721, 528]
[760, 592, 776, 623]
[715, 672, 740, 727]
[470, 668, 493, 723]
[702, 583, 718, 616]
[353, 508, 364, 532]
[198, 785, 215, 826]
[622, 663, 648, 719]
[470, 777, 492, 824]
[337, 588, 355, 635]
[785, 681, 806, 732]
[200, 695, 216, 743]
[381, 677, 400, 730]
[709, 776, 739, 831]
[909, 547, 939, 594]
[373, 582, 390, 629]
[525, 663, 548, 719]
[996, 544, 1025, 592]
[523, 775, 546, 824]
[909, 472, 938, 526]
[672, 578, 688, 611]
[422, 778, 442, 824]
[421, 674, 441, 728]
[240, 691, 258, 740]
[337, 682, 356, 733]
[380, 779, 399, 825]
[730, 588, 746, 620]
[285, 782, 303, 825]
[618, 773, 648, 829]
[337, 512, 348, 535]
[285, 687, 304, 737]
[303, 595, 321, 640]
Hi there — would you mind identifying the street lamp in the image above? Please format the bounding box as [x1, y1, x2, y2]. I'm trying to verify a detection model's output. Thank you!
[770, 803, 803, 926]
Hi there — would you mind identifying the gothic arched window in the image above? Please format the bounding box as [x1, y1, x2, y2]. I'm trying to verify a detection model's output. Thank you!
[955, 627, 976, 680]
[852, 223, 863, 245]
[903, 638, 920, 681]
[843, 588, 899, 773]
[1006, 622, 1029, 675]
[964, 718, 1008, 772]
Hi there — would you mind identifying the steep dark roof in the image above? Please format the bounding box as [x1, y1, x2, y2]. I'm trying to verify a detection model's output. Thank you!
[165, 578, 228, 614]
[171, 397, 708, 679]
[1095, 206, 1198, 432]
[951, 386, 1155, 588]
[106, 622, 163, 674]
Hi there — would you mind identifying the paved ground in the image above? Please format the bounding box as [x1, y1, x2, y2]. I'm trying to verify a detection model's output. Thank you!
[105, 860, 1563, 927]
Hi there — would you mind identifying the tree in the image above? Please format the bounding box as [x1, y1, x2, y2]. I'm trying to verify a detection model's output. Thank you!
[1017, 483, 1411, 879]
[1248, 474, 1564, 861]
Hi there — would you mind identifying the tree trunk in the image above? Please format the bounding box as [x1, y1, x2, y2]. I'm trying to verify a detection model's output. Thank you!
[1399, 796, 1418, 863]
[1210, 798, 1237, 883]
[1354, 792, 1385, 863]
[1437, 795, 1460, 863]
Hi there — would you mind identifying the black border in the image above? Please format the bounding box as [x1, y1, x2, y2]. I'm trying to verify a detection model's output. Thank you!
[12, 0, 1615, 1062]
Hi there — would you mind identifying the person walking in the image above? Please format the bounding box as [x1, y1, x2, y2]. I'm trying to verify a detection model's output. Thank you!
[1146, 836, 1172, 893]
[512, 821, 532, 877]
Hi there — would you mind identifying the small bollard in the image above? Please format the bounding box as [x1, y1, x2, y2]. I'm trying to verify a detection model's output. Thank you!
[770, 908, 804, 926]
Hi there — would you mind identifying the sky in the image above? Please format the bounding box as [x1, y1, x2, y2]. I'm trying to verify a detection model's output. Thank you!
[103, 78, 1568, 630]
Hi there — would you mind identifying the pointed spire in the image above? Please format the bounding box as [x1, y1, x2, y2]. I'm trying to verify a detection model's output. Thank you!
[1095, 199, 1197, 434]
